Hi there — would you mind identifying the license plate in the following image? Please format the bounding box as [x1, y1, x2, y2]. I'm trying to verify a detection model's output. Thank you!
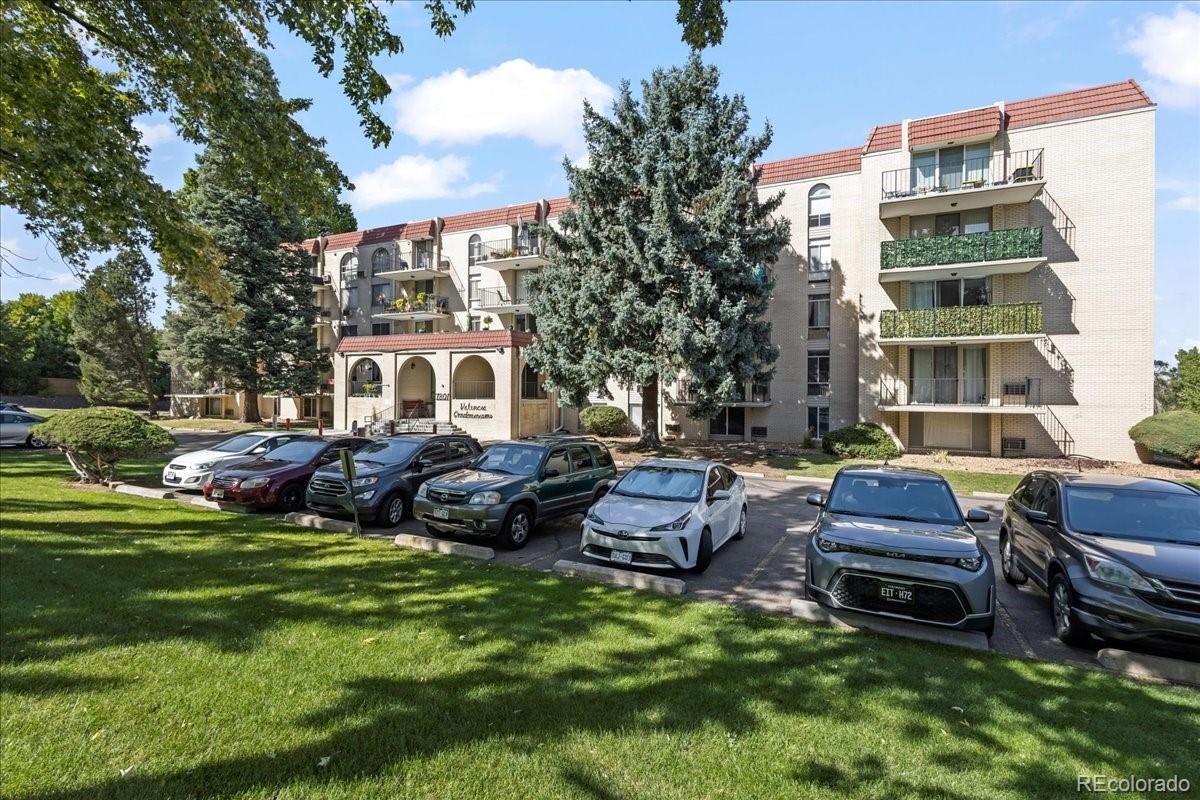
[878, 581, 914, 605]
[432, 506, 449, 520]
[212, 489, 224, 499]
[610, 550, 633, 565]
[165, 472, 176, 480]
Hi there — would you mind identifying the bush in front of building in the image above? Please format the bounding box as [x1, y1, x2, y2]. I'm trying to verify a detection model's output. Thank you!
[580, 405, 629, 437]
[822, 422, 900, 461]
[1128, 410, 1200, 466]
[34, 406, 176, 483]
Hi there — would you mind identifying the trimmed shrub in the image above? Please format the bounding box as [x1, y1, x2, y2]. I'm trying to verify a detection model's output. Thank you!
[580, 405, 629, 437]
[34, 406, 176, 483]
[1128, 410, 1200, 466]
[822, 422, 900, 460]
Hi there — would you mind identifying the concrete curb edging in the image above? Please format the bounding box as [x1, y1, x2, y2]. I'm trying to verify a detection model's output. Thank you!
[790, 598, 989, 652]
[735, 471, 765, 479]
[114, 484, 175, 500]
[1096, 648, 1200, 687]
[552, 559, 686, 596]
[188, 496, 251, 513]
[971, 491, 1010, 501]
[393, 534, 494, 560]
[784, 475, 834, 485]
[283, 512, 359, 534]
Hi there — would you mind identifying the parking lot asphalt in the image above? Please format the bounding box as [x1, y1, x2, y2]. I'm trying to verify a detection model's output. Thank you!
[163, 432, 1128, 669]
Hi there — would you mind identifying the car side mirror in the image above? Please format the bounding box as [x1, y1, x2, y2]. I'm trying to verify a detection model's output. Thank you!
[966, 508, 990, 523]
[806, 492, 826, 507]
[709, 489, 731, 503]
[416, 458, 433, 472]
[542, 467, 561, 479]
[1026, 509, 1052, 524]
[250, 446, 268, 455]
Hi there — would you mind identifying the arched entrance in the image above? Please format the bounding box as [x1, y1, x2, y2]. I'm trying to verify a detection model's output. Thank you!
[452, 355, 495, 399]
[396, 356, 436, 419]
[349, 357, 383, 397]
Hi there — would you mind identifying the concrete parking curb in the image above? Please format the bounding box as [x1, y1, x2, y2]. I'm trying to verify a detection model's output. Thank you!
[789, 598, 989, 652]
[114, 484, 175, 500]
[1096, 648, 1200, 687]
[552, 559, 686, 596]
[783, 475, 833, 485]
[735, 471, 765, 479]
[189, 497, 252, 513]
[283, 512, 359, 534]
[971, 491, 1010, 501]
[393, 534, 495, 561]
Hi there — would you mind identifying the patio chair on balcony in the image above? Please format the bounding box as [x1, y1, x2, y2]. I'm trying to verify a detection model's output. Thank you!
[1011, 166, 1037, 183]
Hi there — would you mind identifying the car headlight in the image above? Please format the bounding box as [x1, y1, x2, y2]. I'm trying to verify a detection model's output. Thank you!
[351, 476, 378, 488]
[416, 483, 430, 498]
[469, 491, 502, 505]
[815, 535, 843, 553]
[240, 477, 270, 490]
[1083, 554, 1154, 592]
[957, 552, 984, 571]
[651, 512, 690, 531]
[585, 508, 604, 524]
[195, 462, 216, 470]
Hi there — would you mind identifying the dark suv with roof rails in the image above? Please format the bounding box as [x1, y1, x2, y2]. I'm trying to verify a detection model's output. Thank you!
[1000, 471, 1200, 650]
[414, 434, 618, 549]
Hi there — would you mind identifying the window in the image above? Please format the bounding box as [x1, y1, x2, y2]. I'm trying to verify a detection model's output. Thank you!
[568, 444, 594, 472]
[706, 468, 722, 499]
[807, 405, 830, 439]
[447, 440, 476, 460]
[808, 239, 831, 273]
[912, 144, 992, 192]
[371, 247, 392, 275]
[521, 364, 546, 399]
[417, 442, 449, 464]
[545, 448, 570, 475]
[708, 407, 745, 437]
[344, 285, 359, 312]
[808, 292, 830, 336]
[808, 184, 831, 227]
[807, 354, 830, 396]
[413, 241, 434, 269]
[912, 277, 990, 309]
[372, 322, 391, 336]
[514, 313, 537, 333]
[591, 445, 614, 468]
[468, 270, 481, 305]
[911, 209, 991, 239]
[412, 278, 434, 296]
[371, 283, 393, 308]
[468, 316, 482, 332]
[467, 234, 482, 267]
[342, 325, 359, 337]
[414, 320, 433, 334]
[340, 252, 359, 284]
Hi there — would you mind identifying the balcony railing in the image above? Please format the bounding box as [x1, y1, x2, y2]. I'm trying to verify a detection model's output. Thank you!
[309, 272, 331, 286]
[881, 149, 1043, 200]
[386, 296, 449, 314]
[881, 226, 1043, 270]
[881, 377, 1043, 407]
[474, 237, 544, 263]
[880, 302, 1043, 339]
[477, 287, 536, 308]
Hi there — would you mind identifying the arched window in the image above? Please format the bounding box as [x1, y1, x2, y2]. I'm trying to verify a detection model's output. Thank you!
[371, 247, 392, 275]
[340, 252, 359, 284]
[808, 184, 831, 228]
[349, 358, 382, 397]
[467, 234, 482, 267]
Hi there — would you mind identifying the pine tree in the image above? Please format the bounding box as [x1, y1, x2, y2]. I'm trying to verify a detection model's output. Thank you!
[71, 251, 162, 414]
[525, 55, 790, 446]
[165, 146, 328, 422]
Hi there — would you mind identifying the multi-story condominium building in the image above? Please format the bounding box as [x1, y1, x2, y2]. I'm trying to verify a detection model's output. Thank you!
[176, 80, 1154, 462]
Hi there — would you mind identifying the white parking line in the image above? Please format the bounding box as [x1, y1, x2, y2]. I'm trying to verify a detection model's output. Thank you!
[997, 602, 1036, 658]
[733, 527, 800, 596]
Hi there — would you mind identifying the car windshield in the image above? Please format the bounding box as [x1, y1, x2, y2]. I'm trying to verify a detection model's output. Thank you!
[612, 466, 705, 502]
[475, 444, 543, 476]
[352, 438, 424, 466]
[827, 474, 962, 526]
[1064, 487, 1200, 542]
[210, 434, 269, 453]
[262, 440, 325, 463]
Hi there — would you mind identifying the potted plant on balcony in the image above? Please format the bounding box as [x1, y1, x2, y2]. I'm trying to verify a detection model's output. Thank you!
[414, 291, 428, 309]
[482, 314, 493, 328]
[392, 297, 409, 312]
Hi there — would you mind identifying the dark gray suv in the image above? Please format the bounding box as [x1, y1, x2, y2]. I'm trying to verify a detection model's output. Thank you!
[1001, 472, 1200, 650]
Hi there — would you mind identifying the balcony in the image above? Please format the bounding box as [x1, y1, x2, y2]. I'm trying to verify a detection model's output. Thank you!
[372, 250, 446, 281]
[674, 381, 772, 407]
[310, 272, 331, 290]
[880, 227, 1045, 283]
[373, 295, 450, 322]
[879, 302, 1043, 344]
[473, 238, 549, 271]
[879, 149, 1045, 219]
[880, 377, 1043, 414]
[311, 308, 332, 327]
[476, 287, 536, 314]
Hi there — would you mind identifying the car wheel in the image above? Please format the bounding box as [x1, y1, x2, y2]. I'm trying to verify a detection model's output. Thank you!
[277, 483, 305, 512]
[1000, 532, 1027, 586]
[1050, 573, 1092, 647]
[376, 491, 409, 528]
[25, 434, 47, 449]
[498, 505, 533, 550]
[690, 528, 713, 574]
[733, 505, 747, 540]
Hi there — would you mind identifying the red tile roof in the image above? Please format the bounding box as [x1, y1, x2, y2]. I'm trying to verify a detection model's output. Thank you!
[545, 196, 572, 218]
[909, 107, 1002, 148]
[864, 123, 902, 154]
[441, 201, 542, 234]
[302, 219, 434, 254]
[336, 331, 536, 354]
[755, 147, 862, 186]
[1005, 79, 1152, 129]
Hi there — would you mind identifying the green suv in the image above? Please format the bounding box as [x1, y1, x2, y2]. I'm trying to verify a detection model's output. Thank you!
[414, 434, 618, 549]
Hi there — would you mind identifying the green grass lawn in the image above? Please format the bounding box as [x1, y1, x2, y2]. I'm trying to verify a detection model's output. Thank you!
[2, 452, 1198, 799]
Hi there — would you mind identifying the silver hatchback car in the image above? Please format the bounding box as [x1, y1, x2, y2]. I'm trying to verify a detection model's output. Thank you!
[805, 466, 995, 637]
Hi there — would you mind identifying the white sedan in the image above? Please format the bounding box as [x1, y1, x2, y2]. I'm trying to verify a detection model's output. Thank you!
[162, 431, 307, 490]
[580, 458, 747, 573]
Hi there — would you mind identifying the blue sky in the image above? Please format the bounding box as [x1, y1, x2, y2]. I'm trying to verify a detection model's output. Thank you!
[2, 0, 1197, 359]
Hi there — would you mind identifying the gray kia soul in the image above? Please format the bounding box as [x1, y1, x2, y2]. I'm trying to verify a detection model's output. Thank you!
[805, 465, 995, 637]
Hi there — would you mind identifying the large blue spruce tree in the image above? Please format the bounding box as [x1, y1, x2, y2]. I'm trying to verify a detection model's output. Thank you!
[526, 55, 790, 446]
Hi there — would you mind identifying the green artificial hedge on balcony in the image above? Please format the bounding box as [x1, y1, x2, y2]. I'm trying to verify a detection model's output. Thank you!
[880, 302, 1043, 339]
[880, 226, 1043, 269]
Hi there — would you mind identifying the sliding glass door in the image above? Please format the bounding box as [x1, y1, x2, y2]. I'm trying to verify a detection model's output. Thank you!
[911, 346, 958, 404]
[963, 346, 987, 404]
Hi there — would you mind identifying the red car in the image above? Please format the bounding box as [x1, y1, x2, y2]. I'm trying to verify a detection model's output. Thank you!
[203, 436, 371, 511]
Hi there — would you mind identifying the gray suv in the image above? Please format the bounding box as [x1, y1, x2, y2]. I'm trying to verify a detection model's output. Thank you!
[805, 466, 995, 637]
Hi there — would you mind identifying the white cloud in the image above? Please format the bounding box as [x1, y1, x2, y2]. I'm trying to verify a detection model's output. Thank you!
[391, 59, 614, 159]
[350, 154, 499, 210]
[1124, 5, 1200, 108]
[133, 121, 177, 147]
[1167, 193, 1200, 212]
